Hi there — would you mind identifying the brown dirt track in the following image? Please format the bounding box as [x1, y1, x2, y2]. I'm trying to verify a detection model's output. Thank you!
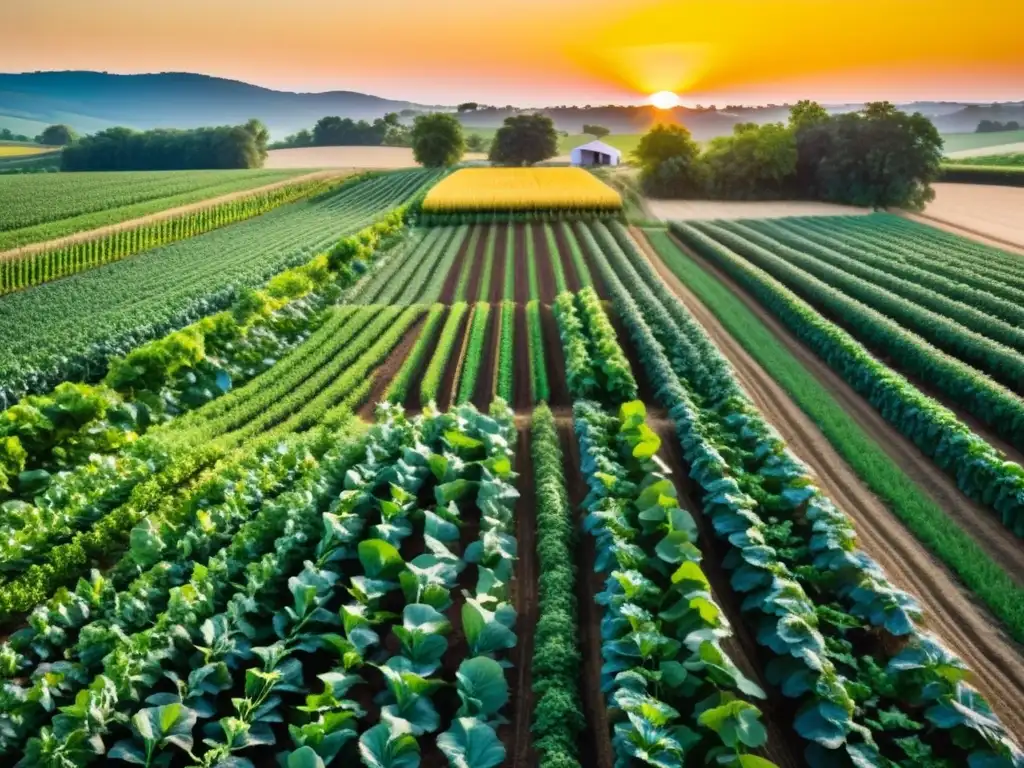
[631, 228, 1024, 735]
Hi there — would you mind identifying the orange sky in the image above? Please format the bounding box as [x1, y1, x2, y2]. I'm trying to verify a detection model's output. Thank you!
[2, 0, 1022, 105]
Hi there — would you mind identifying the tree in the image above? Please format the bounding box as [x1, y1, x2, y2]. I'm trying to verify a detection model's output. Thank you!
[39, 124, 77, 146]
[633, 124, 704, 197]
[457, 103, 479, 113]
[702, 122, 797, 199]
[465, 133, 488, 153]
[243, 119, 270, 162]
[582, 124, 610, 139]
[488, 114, 558, 166]
[788, 100, 829, 131]
[411, 113, 465, 167]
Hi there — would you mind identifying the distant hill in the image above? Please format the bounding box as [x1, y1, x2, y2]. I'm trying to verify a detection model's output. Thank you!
[1, 71, 1022, 142]
[0, 71, 437, 137]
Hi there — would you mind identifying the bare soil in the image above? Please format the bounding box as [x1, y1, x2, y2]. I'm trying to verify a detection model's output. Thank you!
[514, 304, 532, 410]
[490, 226, 508, 303]
[507, 425, 538, 768]
[540, 303, 571, 408]
[402, 308, 446, 413]
[574, 222, 609, 299]
[912, 183, 1024, 252]
[439, 231, 472, 305]
[357, 316, 426, 420]
[553, 223, 582, 292]
[473, 308, 500, 410]
[635, 229, 1024, 734]
[437, 310, 471, 411]
[609, 313, 658, 405]
[0, 170, 348, 262]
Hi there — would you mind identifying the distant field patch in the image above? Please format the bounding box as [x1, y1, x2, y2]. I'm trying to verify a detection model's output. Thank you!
[422, 167, 622, 212]
[0, 169, 305, 249]
[0, 144, 56, 157]
[942, 130, 1024, 155]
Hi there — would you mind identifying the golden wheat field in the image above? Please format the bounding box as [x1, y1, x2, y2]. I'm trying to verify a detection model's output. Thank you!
[422, 167, 623, 211]
[0, 145, 54, 157]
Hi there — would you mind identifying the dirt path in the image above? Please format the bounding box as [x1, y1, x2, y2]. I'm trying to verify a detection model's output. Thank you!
[0, 170, 348, 262]
[509, 425, 538, 768]
[357, 317, 425, 420]
[560, 424, 614, 768]
[473, 308, 500, 410]
[631, 229, 1024, 735]
[540, 304, 571, 408]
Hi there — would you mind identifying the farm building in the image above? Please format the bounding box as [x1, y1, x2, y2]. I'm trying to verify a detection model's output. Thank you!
[570, 139, 621, 167]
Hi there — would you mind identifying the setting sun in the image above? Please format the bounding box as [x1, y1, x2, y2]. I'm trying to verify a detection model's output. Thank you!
[649, 90, 680, 109]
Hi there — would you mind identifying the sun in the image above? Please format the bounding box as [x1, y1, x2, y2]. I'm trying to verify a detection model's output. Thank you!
[649, 90, 680, 110]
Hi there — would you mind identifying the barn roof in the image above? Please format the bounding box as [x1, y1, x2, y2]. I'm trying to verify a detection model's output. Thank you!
[571, 139, 622, 157]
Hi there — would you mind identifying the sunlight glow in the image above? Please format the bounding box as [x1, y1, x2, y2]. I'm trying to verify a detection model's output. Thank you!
[650, 90, 680, 109]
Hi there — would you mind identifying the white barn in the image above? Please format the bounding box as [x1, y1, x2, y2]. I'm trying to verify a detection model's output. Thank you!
[570, 139, 621, 167]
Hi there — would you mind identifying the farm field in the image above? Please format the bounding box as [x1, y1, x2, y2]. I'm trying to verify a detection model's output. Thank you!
[943, 130, 1024, 155]
[0, 168, 310, 249]
[266, 145, 488, 169]
[921, 182, 1024, 248]
[0, 167, 1022, 768]
[0, 144, 54, 157]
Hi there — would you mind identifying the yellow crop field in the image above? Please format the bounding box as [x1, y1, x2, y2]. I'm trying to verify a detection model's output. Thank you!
[423, 167, 622, 211]
[0, 145, 53, 157]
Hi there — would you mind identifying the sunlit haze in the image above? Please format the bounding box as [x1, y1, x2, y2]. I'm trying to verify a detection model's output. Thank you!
[2, 0, 1023, 105]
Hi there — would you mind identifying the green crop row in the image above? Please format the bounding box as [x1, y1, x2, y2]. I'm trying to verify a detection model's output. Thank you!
[453, 225, 481, 302]
[672, 220, 1024, 536]
[563, 222, 593, 288]
[0, 169, 436, 407]
[939, 164, 1024, 186]
[759, 217, 1024, 329]
[503, 224, 516, 301]
[526, 299, 549, 403]
[525, 223, 541, 300]
[576, 286, 638, 403]
[544, 223, 568, 293]
[553, 291, 596, 400]
[427, 225, 469, 302]
[420, 302, 469, 404]
[674, 221, 1024, 453]
[530, 404, 583, 768]
[456, 302, 492, 404]
[385, 303, 447, 404]
[478, 225, 497, 301]
[707, 220, 1024, 378]
[496, 301, 516, 402]
[588, 219, 1021, 765]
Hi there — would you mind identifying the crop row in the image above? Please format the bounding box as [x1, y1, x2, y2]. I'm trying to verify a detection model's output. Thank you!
[761, 217, 1024, 328]
[456, 302, 492, 404]
[561, 222, 593, 288]
[544, 223, 568, 293]
[699, 220, 1024, 391]
[6, 401, 521, 767]
[453, 225, 481, 302]
[526, 223, 541, 301]
[0, 174, 349, 295]
[526, 300, 549, 403]
[0, 208, 411, 499]
[0, 169, 437, 407]
[478, 225, 498, 301]
[672, 221, 1024, 453]
[496, 301, 516, 403]
[588, 219, 1021, 765]
[421, 302, 469, 404]
[385, 304, 447, 404]
[671, 221, 1024, 537]
[575, 399, 774, 766]
[529, 404, 583, 767]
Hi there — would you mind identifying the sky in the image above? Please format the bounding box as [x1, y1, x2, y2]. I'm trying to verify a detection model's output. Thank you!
[3, 0, 1023, 106]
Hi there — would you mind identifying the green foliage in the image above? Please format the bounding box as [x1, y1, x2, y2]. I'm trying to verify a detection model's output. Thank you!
[421, 303, 469, 404]
[411, 112, 466, 168]
[456, 302, 492, 404]
[38, 124, 78, 146]
[582, 124, 611, 139]
[386, 304, 447, 404]
[530, 404, 584, 767]
[703, 122, 798, 200]
[496, 301, 516, 402]
[526, 300, 549, 403]
[488, 114, 559, 166]
[633, 124, 704, 198]
[939, 164, 1024, 186]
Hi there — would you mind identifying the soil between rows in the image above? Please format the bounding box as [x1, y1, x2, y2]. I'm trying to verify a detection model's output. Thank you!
[490, 225, 509, 303]
[436, 309, 471, 410]
[357, 315, 426, 420]
[540, 303, 571, 408]
[633, 228, 1024, 736]
[438, 227, 472, 304]
[533, 223, 558, 303]
[553, 223, 582, 293]
[464, 226, 486, 303]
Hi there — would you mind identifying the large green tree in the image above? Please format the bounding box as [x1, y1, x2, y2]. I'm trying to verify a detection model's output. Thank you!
[632, 124, 704, 197]
[702, 122, 797, 199]
[38, 124, 78, 146]
[411, 113, 465, 167]
[488, 114, 558, 166]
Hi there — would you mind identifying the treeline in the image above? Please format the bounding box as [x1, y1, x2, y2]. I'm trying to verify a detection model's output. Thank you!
[272, 113, 410, 149]
[635, 101, 943, 210]
[976, 120, 1021, 133]
[61, 119, 270, 171]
